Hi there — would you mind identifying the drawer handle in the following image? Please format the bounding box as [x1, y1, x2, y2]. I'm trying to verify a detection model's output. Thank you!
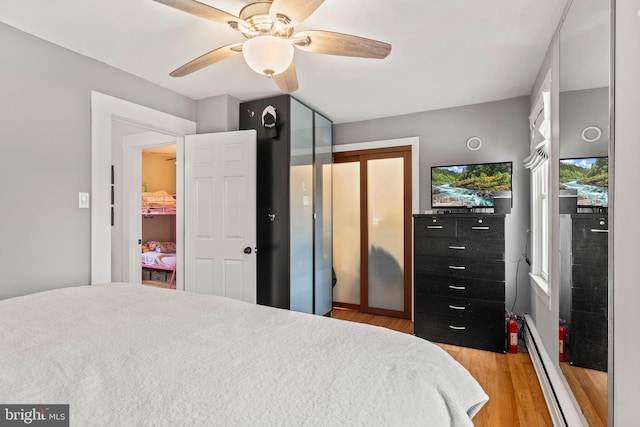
[448, 285, 466, 290]
[448, 325, 466, 330]
[427, 225, 443, 229]
[448, 305, 466, 310]
[448, 265, 466, 270]
[471, 226, 490, 230]
[590, 229, 609, 233]
[448, 246, 466, 250]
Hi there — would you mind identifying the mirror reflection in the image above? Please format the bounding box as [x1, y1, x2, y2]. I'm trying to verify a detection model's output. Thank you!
[558, 0, 610, 424]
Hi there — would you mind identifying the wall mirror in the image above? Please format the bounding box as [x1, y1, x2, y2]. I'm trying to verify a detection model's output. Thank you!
[558, 0, 610, 424]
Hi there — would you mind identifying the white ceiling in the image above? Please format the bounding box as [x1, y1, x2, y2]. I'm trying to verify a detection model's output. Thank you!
[0, 0, 567, 124]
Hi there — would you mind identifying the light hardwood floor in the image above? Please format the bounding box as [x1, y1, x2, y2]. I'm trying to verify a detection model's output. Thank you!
[560, 362, 608, 427]
[142, 280, 173, 289]
[331, 308, 553, 426]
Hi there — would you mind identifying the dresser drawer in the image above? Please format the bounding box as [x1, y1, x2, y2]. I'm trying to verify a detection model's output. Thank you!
[571, 286, 608, 315]
[414, 216, 456, 237]
[572, 216, 608, 265]
[568, 310, 608, 371]
[571, 264, 608, 289]
[414, 275, 505, 301]
[415, 256, 505, 281]
[456, 216, 505, 240]
[414, 295, 504, 320]
[414, 313, 505, 353]
[414, 236, 504, 260]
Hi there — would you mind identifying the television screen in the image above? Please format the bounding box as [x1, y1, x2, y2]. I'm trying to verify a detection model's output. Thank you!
[431, 162, 512, 208]
[559, 157, 608, 207]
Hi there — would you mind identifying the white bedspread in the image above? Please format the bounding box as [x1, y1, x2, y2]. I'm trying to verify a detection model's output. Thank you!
[0, 283, 487, 426]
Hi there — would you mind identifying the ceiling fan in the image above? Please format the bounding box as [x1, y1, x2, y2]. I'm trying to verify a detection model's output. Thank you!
[153, 0, 392, 93]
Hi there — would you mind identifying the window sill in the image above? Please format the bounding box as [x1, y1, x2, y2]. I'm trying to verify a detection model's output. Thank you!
[529, 272, 552, 310]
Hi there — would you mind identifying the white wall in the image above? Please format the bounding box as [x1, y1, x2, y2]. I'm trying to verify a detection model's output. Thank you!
[0, 22, 195, 299]
[612, 0, 640, 424]
[334, 97, 532, 315]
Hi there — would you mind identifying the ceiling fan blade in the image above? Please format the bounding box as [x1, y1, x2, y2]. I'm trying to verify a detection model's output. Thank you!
[153, 0, 240, 25]
[170, 43, 243, 77]
[269, 0, 324, 27]
[272, 63, 299, 93]
[294, 30, 391, 59]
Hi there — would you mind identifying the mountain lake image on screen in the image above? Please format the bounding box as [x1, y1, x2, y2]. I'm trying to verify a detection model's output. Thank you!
[559, 157, 608, 207]
[431, 162, 512, 208]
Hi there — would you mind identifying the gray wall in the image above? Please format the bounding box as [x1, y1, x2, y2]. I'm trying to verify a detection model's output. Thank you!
[613, 0, 640, 423]
[196, 94, 240, 133]
[0, 23, 196, 299]
[559, 87, 609, 158]
[334, 97, 532, 315]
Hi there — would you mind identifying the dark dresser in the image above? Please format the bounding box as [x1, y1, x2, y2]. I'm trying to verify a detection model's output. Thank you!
[568, 213, 608, 371]
[414, 214, 506, 353]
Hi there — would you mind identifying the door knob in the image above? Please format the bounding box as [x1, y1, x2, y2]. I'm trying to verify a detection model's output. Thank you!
[243, 247, 252, 254]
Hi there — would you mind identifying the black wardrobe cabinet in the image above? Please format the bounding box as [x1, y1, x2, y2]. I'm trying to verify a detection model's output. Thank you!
[240, 95, 333, 316]
[413, 214, 506, 353]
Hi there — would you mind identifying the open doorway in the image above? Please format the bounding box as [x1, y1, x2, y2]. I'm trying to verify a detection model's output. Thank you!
[91, 91, 196, 286]
[140, 144, 178, 289]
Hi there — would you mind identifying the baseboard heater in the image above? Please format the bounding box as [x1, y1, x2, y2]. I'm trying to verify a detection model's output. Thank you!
[523, 314, 588, 427]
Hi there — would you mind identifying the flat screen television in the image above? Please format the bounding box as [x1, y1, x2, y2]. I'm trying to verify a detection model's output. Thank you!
[431, 162, 512, 208]
[559, 156, 608, 207]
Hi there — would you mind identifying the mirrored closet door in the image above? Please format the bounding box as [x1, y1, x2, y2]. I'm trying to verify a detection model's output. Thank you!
[558, 0, 611, 424]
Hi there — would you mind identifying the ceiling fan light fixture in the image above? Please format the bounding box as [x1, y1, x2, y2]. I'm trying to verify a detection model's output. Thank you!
[242, 35, 294, 77]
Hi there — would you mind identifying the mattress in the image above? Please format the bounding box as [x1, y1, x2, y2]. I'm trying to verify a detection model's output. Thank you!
[0, 283, 488, 426]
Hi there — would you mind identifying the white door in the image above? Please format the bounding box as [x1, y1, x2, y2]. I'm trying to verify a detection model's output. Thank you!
[184, 130, 257, 303]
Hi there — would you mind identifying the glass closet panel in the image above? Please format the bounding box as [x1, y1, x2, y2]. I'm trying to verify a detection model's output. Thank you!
[314, 113, 333, 315]
[332, 162, 361, 305]
[289, 98, 314, 313]
[367, 157, 404, 312]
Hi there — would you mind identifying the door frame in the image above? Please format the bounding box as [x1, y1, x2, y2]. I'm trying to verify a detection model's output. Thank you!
[333, 137, 420, 319]
[122, 133, 182, 288]
[91, 91, 196, 285]
[333, 137, 419, 214]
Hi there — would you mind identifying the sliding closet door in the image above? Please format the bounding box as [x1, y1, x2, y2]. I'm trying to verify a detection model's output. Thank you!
[332, 160, 361, 307]
[365, 156, 406, 313]
[333, 148, 412, 319]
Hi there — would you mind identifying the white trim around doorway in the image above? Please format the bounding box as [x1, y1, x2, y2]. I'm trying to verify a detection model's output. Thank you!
[91, 91, 196, 285]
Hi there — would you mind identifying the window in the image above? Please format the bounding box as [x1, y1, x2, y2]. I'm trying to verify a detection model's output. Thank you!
[525, 78, 551, 297]
[530, 149, 549, 281]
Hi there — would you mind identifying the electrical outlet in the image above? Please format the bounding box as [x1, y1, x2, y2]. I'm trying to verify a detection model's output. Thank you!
[79, 192, 90, 209]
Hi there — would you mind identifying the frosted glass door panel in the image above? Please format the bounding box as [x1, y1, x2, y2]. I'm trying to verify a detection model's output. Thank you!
[367, 158, 404, 312]
[314, 113, 333, 316]
[332, 162, 361, 305]
[289, 98, 314, 314]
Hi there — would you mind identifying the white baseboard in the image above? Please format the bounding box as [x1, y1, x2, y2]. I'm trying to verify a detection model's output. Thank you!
[523, 314, 588, 427]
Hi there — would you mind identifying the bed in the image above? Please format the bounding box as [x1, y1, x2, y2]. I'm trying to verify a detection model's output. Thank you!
[0, 283, 488, 426]
[142, 241, 177, 288]
[142, 190, 176, 215]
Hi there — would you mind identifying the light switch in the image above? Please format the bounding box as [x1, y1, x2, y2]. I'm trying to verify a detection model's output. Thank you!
[79, 192, 90, 209]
